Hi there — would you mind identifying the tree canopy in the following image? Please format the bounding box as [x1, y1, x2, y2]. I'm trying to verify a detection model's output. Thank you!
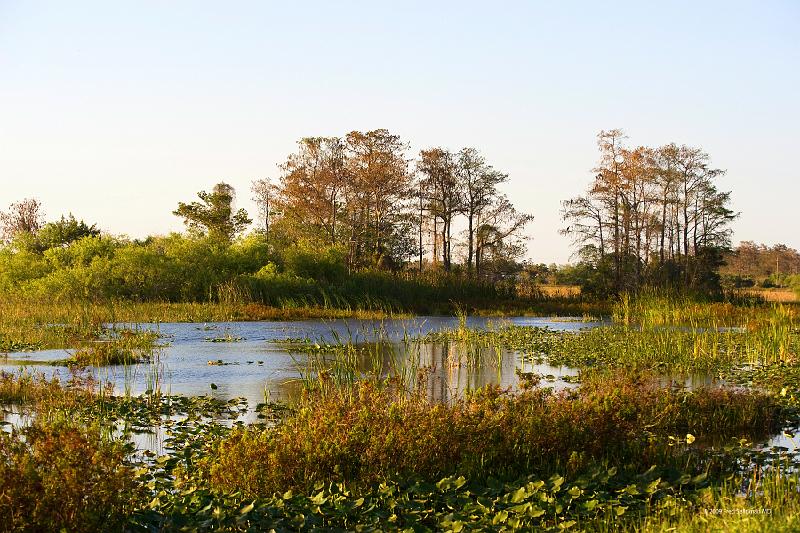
[562, 130, 737, 295]
[173, 183, 251, 243]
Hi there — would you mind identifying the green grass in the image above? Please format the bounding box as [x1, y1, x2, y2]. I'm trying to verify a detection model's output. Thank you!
[425, 302, 798, 373]
[613, 289, 799, 329]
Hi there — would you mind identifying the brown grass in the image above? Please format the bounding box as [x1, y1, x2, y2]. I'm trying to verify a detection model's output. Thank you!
[535, 284, 582, 297]
[736, 288, 798, 303]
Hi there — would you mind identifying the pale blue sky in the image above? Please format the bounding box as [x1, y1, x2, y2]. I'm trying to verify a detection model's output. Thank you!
[1, 1, 797, 263]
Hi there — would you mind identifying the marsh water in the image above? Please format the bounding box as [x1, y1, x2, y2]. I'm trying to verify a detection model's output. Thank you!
[0, 316, 596, 407]
[3, 315, 797, 455]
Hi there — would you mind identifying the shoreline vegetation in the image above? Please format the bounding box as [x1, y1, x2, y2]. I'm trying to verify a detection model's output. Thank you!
[0, 291, 611, 356]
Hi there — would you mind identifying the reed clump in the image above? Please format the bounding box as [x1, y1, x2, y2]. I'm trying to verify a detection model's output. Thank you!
[69, 328, 161, 366]
[439, 302, 797, 373]
[0, 370, 104, 411]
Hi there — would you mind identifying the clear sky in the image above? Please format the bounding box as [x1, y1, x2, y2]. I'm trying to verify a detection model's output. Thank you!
[1, 1, 797, 263]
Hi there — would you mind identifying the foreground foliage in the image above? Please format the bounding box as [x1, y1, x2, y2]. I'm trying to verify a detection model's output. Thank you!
[0, 423, 138, 533]
[2, 365, 793, 531]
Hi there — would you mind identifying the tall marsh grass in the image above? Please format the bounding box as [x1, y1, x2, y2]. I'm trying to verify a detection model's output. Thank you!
[613, 289, 798, 329]
[605, 291, 799, 369]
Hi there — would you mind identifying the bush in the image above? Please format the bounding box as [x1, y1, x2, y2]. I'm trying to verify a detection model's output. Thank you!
[282, 243, 348, 284]
[0, 423, 139, 532]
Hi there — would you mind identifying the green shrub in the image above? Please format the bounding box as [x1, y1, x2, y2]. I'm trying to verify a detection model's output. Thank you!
[282, 243, 348, 284]
[0, 231, 544, 312]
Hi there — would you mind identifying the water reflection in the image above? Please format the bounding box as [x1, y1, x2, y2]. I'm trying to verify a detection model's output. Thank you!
[1, 316, 600, 408]
[413, 342, 578, 403]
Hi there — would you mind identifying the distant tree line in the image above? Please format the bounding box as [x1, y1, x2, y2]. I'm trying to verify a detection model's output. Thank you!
[561, 130, 737, 296]
[720, 241, 800, 289]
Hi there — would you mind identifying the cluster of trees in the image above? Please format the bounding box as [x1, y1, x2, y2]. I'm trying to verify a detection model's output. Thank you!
[254, 130, 532, 278]
[0, 199, 100, 252]
[562, 130, 737, 295]
[515, 263, 597, 287]
[721, 242, 800, 288]
[0, 128, 533, 308]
